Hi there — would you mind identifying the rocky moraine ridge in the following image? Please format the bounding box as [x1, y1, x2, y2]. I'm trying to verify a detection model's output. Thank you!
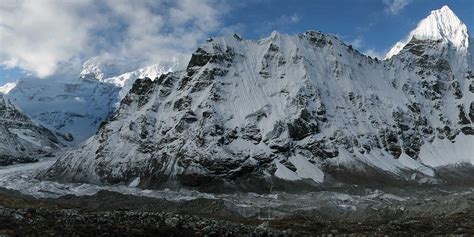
[41, 6, 473, 191]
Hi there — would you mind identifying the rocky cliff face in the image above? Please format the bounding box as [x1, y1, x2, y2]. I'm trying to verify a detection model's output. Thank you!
[42, 6, 473, 191]
[0, 94, 60, 165]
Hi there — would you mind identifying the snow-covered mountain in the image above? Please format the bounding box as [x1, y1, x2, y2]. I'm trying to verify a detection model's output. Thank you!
[7, 77, 119, 143]
[385, 6, 469, 59]
[5, 60, 169, 144]
[79, 56, 136, 81]
[0, 94, 61, 165]
[89, 64, 172, 102]
[42, 6, 473, 191]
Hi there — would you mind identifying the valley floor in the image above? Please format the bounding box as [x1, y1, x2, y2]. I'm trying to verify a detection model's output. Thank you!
[0, 158, 473, 236]
[0, 187, 473, 236]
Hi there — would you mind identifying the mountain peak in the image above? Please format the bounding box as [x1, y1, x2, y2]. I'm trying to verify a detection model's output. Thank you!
[385, 5, 469, 59]
[414, 5, 468, 45]
[439, 5, 452, 12]
[80, 57, 106, 80]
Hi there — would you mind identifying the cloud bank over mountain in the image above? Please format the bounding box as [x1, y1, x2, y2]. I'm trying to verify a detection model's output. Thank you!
[0, 0, 228, 78]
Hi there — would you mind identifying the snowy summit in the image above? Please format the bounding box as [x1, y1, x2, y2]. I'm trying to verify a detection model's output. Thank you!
[385, 5, 469, 59]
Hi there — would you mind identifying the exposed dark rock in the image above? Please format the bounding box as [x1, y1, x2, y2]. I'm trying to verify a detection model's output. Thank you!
[459, 106, 471, 125]
[0, 155, 38, 166]
[187, 48, 212, 71]
[241, 124, 262, 144]
[461, 126, 474, 135]
[287, 109, 319, 140]
[470, 102, 474, 122]
[173, 96, 192, 111]
[450, 81, 463, 99]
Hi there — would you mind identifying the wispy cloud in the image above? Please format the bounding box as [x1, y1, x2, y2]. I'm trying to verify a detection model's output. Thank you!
[349, 36, 364, 49]
[383, 0, 411, 15]
[255, 13, 301, 37]
[0, 0, 229, 78]
[0, 0, 96, 78]
[363, 49, 384, 59]
[289, 14, 300, 24]
[348, 36, 385, 59]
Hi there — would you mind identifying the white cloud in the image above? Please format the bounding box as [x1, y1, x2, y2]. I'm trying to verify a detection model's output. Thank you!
[0, 0, 97, 78]
[348, 36, 385, 59]
[290, 14, 300, 23]
[0, 0, 228, 78]
[254, 13, 301, 37]
[383, 0, 411, 15]
[363, 48, 384, 59]
[349, 36, 363, 49]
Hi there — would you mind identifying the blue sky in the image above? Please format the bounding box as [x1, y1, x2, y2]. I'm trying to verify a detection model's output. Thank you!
[222, 0, 473, 55]
[1, 0, 473, 85]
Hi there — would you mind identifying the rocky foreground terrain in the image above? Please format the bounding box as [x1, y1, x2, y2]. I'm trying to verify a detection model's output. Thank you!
[0, 186, 473, 236]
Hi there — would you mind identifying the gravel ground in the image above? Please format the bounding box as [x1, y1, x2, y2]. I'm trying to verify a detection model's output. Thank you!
[0, 187, 473, 236]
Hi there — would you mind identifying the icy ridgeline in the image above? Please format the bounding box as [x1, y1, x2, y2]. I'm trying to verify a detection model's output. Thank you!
[0, 94, 60, 165]
[6, 59, 171, 144]
[42, 6, 473, 191]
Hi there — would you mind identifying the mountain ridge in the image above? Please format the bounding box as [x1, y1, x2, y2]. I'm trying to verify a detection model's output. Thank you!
[41, 5, 473, 191]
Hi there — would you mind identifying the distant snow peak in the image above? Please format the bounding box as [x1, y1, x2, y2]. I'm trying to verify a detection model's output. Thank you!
[412, 5, 468, 47]
[80, 57, 105, 80]
[385, 5, 469, 59]
[100, 63, 173, 102]
[0, 81, 17, 94]
[102, 64, 169, 88]
[80, 56, 174, 88]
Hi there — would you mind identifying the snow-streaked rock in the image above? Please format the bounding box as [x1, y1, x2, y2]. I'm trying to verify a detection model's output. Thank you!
[42, 7, 473, 191]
